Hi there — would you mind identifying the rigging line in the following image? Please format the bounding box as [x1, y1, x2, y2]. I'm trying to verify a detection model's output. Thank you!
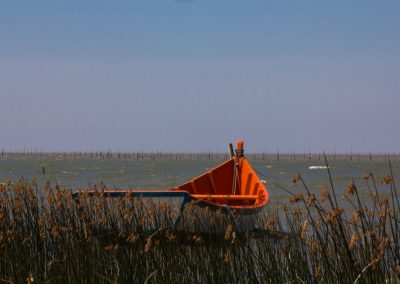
[231, 159, 239, 195]
[254, 168, 295, 197]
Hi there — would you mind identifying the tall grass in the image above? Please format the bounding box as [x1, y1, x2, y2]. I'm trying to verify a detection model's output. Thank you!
[0, 167, 400, 283]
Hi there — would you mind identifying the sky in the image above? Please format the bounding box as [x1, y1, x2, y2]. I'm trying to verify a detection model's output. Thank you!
[1, 0, 399, 153]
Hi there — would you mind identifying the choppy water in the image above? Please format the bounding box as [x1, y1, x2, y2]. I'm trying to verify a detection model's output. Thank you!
[1, 156, 399, 209]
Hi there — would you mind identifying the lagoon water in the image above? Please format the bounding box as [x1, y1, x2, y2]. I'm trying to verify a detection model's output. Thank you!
[1, 155, 399, 209]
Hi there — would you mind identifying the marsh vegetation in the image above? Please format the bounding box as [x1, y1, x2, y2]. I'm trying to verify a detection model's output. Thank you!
[0, 162, 399, 283]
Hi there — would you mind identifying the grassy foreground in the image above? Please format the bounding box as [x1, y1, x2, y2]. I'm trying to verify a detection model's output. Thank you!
[0, 169, 400, 283]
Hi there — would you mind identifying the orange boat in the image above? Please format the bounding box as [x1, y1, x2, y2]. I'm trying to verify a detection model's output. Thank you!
[74, 140, 269, 232]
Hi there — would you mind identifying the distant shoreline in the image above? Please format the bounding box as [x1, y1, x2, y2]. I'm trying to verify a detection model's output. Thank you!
[1, 151, 399, 161]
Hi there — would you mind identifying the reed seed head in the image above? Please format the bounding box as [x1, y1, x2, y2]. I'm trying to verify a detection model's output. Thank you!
[351, 209, 362, 224]
[320, 188, 330, 203]
[307, 194, 316, 206]
[26, 273, 34, 284]
[326, 208, 343, 224]
[292, 173, 301, 183]
[224, 224, 233, 240]
[300, 220, 308, 238]
[346, 180, 357, 195]
[380, 176, 393, 185]
[224, 251, 230, 263]
[362, 172, 373, 180]
[349, 232, 360, 249]
[292, 208, 303, 217]
[314, 264, 322, 278]
[289, 193, 304, 204]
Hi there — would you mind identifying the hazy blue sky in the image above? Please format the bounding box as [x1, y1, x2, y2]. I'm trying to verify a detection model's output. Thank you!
[1, 1, 399, 153]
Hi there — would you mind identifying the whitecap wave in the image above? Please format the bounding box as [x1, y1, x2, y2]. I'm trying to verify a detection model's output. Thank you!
[309, 166, 328, 170]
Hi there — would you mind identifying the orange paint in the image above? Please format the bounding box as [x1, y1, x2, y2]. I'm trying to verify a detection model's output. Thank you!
[77, 140, 269, 210]
[173, 140, 269, 209]
[236, 140, 244, 152]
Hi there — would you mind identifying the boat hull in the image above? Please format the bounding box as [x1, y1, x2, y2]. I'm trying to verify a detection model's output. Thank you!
[74, 189, 267, 233]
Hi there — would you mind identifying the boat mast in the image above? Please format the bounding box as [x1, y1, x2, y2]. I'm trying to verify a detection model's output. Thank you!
[231, 140, 244, 195]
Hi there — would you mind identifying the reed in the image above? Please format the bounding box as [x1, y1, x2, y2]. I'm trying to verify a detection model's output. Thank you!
[0, 167, 399, 283]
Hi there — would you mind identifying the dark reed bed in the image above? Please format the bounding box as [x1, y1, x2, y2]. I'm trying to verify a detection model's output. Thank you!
[1, 166, 400, 283]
